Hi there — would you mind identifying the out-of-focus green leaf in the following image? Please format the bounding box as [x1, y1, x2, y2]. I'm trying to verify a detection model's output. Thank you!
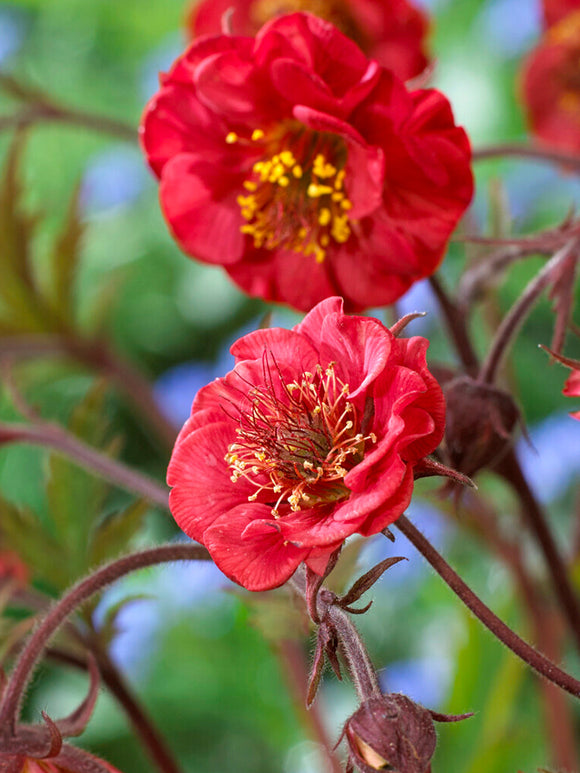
[0, 498, 69, 590]
[89, 499, 148, 567]
[45, 381, 122, 584]
[0, 136, 48, 331]
[45, 183, 84, 326]
[243, 591, 307, 644]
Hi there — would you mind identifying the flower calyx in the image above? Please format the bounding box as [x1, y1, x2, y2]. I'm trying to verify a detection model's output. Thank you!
[442, 376, 520, 478]
[0, 655, 108, 773]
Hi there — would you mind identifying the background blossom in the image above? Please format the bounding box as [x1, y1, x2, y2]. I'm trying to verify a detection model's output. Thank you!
[141, 12, 473, 312]
[187, 0, 430, 81]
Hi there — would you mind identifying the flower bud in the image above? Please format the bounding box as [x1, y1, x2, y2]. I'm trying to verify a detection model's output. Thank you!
[344, 694, 436, 773]
[442, 376, 519, 477]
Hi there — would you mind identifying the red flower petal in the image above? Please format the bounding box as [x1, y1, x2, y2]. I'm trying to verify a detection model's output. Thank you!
[205, 505, 309, 590]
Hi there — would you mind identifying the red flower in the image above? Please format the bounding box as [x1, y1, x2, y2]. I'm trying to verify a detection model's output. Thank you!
[0, 549, 28, 586]
[521, 9, 580, 154]
[141, 12, 473, 312]
[167, 297, 445, 591]
[543, 348, 580, 419]
[542, 0, 580, 27]
[186, 0, 430, 81]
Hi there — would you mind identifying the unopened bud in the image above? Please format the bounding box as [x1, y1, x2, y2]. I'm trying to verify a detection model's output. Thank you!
[344, 694, 436, 773]
[443, 376, 519, 477]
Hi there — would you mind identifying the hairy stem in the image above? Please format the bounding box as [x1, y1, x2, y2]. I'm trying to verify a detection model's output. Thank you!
[0, 544, 210, 732]
[47, 646, 184, 773]
[328, 605, 382, 703]
[394, 516, 580, 698]
[0, 419, 170, 509]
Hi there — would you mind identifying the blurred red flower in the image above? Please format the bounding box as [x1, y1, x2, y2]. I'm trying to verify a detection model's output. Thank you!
[563, 364, 580, 420]
[186, 0, 430, 81]
[167, 297, 445, 591]
[6, 754, 120, 773]
[0, 549, 28, 586]
[521, 9, 580, 153]
[141, 12, 473, 312]
[542, 0, 580, 27]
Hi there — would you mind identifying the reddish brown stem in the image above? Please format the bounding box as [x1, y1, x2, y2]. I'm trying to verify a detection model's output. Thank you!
[428, 275, 479, 374]
[473, 143, 580, 172]
[0, 419, 170, 509]
[394, 515, 580, 699]
[496, 450, 580, 655]
[0, 544, 210, 733]
[47, 646, 183, 773]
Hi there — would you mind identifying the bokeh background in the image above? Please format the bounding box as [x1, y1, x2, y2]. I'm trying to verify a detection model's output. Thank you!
[0, 0, 580, 771]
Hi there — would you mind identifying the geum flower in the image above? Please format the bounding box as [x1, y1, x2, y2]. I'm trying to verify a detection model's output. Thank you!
[521, 8, 580, 154]
[542, 0, 580, 27]
[141, 12, 473, 312]
[543, 347, 580, 419]
[167, 298, 445, 591]
[187, 0, 431, 81]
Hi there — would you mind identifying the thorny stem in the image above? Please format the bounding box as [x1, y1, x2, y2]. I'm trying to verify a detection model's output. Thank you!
[47, 646, 184, 773]
[472, 143, 580, 172]
[428, 275, 479, 374]
[0, 544, 210, 733]
[395, 516, 580, 698]
[478, 239, 579, 385]
[0, 419, 170, 509]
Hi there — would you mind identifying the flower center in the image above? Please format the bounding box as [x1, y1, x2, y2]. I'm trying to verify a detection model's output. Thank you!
[225, 362, 376, 516]
[228, 127, 353, 263]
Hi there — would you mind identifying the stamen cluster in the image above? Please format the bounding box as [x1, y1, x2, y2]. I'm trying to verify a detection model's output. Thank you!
[225, 363, 376, 514]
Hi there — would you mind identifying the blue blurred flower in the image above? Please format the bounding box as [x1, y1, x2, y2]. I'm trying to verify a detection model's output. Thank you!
[396, 278, 439, 335]
[379, 654, 451, 708]
[477, 0, 540, 58]
[0, 6, 25, 64]
[517, 411, 580, 504]
[81, 146, 148, 213]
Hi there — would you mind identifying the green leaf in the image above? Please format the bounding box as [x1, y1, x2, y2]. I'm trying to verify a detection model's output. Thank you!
[0, 135, 48, 331]
[89, 499, 149, 567]
[44, 184, 84, 326]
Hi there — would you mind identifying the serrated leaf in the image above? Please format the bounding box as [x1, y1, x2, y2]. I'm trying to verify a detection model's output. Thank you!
[89, 499, 148, 567]
[44, 184, 84, 326]
[0, 498, 70, 590]
[46, 381, 121, 580]
[82, 267, 127, 337]
[0, 135, 48, 331]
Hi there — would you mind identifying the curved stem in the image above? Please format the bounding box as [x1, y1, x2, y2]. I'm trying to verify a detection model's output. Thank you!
[473, 143, 580, 172]
[0, 419, 170, 509]
[0, 335, 178, 451]
[394, 516, 580, 698]
[0, 544, 210, 733]
[47, 646, 184, 773]
[496, 450, 580, 654]
[428, 275, 479, 373]
[478, 239, 578, 385]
